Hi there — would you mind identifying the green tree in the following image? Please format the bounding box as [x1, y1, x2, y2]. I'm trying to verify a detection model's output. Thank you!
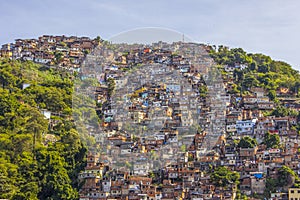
[210, 166, 240, 188]
[257, 64, 270, 73]
[277, 165, 299, 188]
[0, 59, 87, 199]
[37, 150, 78, 200]
[107, 78, 115, 97]
[238, 136, 257, 148]
[249, 62, 257, 71]
[198, 84, 208, 98]
[242, 74, 259, 89]
[0, 157, 18, 199]
[54, 51, 64, 63]
[264, 178, 277, 198]
[268, 90, 276, 101]
[263, 132, 280, 149]
[271, 106, 298, 117]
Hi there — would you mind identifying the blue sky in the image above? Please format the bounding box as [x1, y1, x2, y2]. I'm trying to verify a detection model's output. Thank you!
[1, 0, 300, 69]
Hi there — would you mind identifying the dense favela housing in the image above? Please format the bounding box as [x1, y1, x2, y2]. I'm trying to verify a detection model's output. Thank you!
[1, 35, 300, 200]
[0, 35, 101, 70]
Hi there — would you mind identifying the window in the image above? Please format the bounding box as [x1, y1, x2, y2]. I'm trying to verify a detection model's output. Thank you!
[291, 190, 295, 193]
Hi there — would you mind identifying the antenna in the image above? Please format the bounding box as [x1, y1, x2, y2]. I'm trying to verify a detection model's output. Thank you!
[182, 34, 185, 43]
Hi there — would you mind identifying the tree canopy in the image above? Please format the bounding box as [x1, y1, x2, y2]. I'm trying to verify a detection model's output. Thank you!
[263, 132, 280, 149]
[238, 136, 258, 148]
[210, 46, 300, 96]
[210, 166, 240, 188]
[0, 59, 86, 199]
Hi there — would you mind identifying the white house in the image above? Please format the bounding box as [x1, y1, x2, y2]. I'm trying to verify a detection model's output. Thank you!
[236, 119, 257, 135]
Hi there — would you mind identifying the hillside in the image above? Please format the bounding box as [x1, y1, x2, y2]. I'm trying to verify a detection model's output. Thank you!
[209, 46, 300, 97]
[1, 36, 300, 199]
[0, 59, 87, 199]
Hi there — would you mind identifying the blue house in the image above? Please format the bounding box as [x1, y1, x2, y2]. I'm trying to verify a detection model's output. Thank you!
[141, 92, 148, 99]
[143, 100, 149, 107]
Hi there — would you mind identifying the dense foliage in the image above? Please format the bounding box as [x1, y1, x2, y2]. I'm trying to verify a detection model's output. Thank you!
[263, 132, 280, 149]
[0, 59, 86, 199]
[210, 166, 240, 188]
[265, 166, 300, 197]
[210, 46, 300, 96]
[238, 136, 258, 148]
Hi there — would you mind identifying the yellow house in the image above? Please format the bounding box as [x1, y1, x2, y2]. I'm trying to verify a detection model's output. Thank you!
[0, 49, 12, 58]
[289, 188, 300, 200]
[0, 43, 13, 58]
